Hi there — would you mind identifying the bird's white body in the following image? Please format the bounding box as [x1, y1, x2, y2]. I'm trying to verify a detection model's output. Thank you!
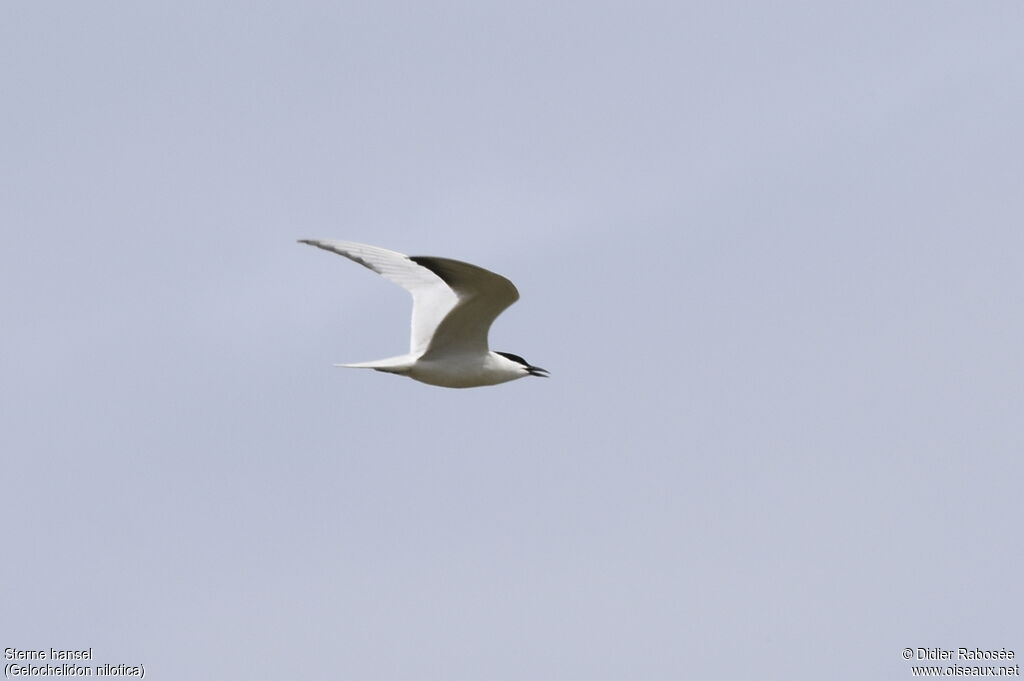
[300, 239, 547, 389]
[345, 350, 533, 388]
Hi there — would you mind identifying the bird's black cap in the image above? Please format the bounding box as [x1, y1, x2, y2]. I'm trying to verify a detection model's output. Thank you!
[496, 351, 549, 377]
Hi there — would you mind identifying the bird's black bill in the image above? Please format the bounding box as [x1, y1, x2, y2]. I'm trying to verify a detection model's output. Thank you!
[528, 366, 549, 377]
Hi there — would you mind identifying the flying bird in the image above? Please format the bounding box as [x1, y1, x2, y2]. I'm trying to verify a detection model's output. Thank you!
[299, 239, 548, 388]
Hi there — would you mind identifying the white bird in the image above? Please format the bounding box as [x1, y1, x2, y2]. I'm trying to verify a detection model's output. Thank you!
[299, 239, 548, 388]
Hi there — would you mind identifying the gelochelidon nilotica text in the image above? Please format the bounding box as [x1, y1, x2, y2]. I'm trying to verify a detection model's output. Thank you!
[299, 239, 548, 388]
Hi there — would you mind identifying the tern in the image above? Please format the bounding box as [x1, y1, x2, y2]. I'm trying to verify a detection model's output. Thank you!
[299, 239, 548, 388]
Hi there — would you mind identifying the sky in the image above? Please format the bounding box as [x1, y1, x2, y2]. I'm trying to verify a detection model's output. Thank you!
[2, 2, 1022, 679]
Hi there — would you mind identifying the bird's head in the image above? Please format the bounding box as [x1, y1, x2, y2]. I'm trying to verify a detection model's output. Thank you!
[495, 351, 549, 378]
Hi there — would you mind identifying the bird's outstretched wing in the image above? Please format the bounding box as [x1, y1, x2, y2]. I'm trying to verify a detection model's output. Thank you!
[409, 256, 519, 359]
[299, 239, 457, 354]
[299, 240, 520, 358]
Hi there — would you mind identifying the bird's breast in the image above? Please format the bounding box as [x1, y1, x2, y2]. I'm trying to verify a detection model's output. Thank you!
[407, 356, 521, 388]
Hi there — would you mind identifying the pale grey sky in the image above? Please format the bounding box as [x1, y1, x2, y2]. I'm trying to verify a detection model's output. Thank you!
[2, 2, 1022, 679]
